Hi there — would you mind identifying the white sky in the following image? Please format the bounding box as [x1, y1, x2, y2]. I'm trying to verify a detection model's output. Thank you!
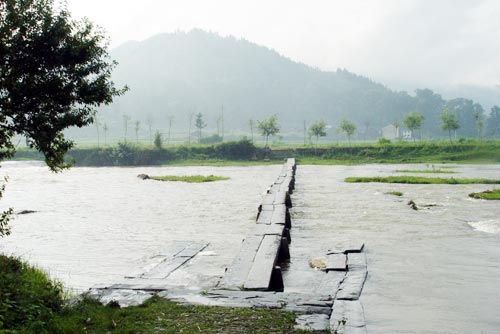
[66, 0, 500, 90]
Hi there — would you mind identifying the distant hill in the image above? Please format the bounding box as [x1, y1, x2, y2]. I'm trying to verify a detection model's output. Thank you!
[69, 29, 497, 143]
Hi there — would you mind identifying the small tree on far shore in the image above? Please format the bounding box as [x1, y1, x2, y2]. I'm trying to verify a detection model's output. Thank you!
[134, 120, 140, 144]
[153, 131, 163, 149]
[340, 118, 356, 145]
[309, 119, 327, 144]
[258, 114, 280, 146]
[441, 108, 460, 142]
[403, 112, 424, 142]
[195, 113, 207, 143]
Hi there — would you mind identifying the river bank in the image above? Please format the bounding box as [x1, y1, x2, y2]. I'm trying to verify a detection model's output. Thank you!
[10, 139, 500, 167]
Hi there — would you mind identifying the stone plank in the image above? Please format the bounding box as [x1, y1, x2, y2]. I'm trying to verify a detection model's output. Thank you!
[271, 205, 287, 225]
[336, 270, 368, 300]
[221, 236, 263, 289]
[330, 300, 367, 333]
[244, 234, 282, 290]
[317, 271, 346, 295]
[250, 224, 285, 237]
[325, 253, 347, 271]
[347, 253, 367, 270]
[295, 314, 330, 332]
[143, 256, 191, 279]
[256, 209, 273, 224]
[175, 243, 208, 258]
[327, 243, 365, 254]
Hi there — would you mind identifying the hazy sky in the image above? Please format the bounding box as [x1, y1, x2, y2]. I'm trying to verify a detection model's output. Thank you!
[66, 0, 500, 91]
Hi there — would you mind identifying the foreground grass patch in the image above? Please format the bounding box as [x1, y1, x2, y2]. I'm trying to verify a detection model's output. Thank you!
[345, 176, 500, 184]
[469, 189, 500, 200]
[0, 255, 314, 334]
[395, 169, 458, 174]
[45, 295, 310, 334]
[150, 175, 229, 183]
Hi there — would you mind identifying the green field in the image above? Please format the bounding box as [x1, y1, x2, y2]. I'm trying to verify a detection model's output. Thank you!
[10, 139, 500, 167]
[149, 175, 229, 183]
[345, 176, 500, 184]
[469, 189, 500, 200]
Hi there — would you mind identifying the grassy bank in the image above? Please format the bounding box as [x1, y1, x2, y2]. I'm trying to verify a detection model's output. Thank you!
[469, 189, 500, 200]
[10, 140, 500, 166]
[149, 175, 229, 183]
[0, 255, 313, 334]
[345, 176, 500, 184]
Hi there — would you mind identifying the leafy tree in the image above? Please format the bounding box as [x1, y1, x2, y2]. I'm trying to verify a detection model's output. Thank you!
[473, 111, 483, 139]
[167, 115, 174, 145]
[103, 123, 109, 146]
[257, 114, 280, 146]
[146, 117, 153, 144]
[0, 0, 125, 170]
[122, 114, 131, 143]
[485, 106, 500, 138]
[440, 108, 460, 142]
[134, 120, 140, 144]
[340, 118, 356, 145]
[248, 119, 255, 143]
[153, 130, 163, 149]
[94, 117, 101, 148]
[414, 89, 445, 137]
[194, 112, 206, 143]
[403, 112, 424, 142]
[391, 120, 401, 140]
[0, 0, 124, 236]
[309, 119, 327, 144]
[445, 98, 484, 138]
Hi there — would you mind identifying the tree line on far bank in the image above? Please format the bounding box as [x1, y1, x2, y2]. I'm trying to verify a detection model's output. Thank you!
[90, 102, 500, 148]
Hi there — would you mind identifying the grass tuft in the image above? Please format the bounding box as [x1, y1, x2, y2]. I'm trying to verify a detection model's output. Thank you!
[469, 189, 500, 200]
[395, 169, 458, 174]
[149, 175, 229, 183]
[345, 176, 500, 184]
[386, 191, 403, 196]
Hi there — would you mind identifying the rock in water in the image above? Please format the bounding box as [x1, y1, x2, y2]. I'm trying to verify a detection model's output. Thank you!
[137, 174, 149, 180]
[407, 200, 418, 210]
[17, 210, 36, 215]
[309, 257, 327, 270]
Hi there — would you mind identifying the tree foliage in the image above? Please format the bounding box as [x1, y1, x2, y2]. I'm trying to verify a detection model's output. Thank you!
[257, 114, 280, 145]
[440, 108, 460, 142]
[339, 118, 356, 145]
[0, 0, 126, 171]
[403, 111, 424, 142]
[309, 119, 327, 143]
[486, 105, 500, 138]
[194, 112, 206, 143]
[153, 130, 162, 149]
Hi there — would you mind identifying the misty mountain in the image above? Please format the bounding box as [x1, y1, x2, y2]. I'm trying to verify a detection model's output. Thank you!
[88, 29, 497, 141]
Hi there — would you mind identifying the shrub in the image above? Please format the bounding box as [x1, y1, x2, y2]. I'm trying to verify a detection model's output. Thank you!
[0, 255, 64, 330]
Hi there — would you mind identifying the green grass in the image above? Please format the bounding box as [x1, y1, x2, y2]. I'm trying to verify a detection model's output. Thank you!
[386, 191, 403, 196]
[45, 295, 312, 334]
[0, 255, 64, 331]
[162, 159, 282, 167]
[0, 255, 318, 334]
[345, 176, 500, 184]
[469, 189, 500, 200]
[394, 169, 458, 174]
[149, 175, 230, 183]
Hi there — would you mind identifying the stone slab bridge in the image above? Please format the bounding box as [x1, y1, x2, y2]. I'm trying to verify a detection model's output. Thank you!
[89, 158, 368, 333]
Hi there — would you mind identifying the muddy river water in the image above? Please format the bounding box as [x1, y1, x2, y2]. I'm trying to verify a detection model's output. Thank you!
[1, 161, 499, 333]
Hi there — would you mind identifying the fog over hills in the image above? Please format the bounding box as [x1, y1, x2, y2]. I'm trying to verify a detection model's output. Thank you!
[87, 29, 498, 141]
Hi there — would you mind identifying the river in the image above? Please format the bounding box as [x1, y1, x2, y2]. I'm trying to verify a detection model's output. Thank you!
[1, 161, 499, 333]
